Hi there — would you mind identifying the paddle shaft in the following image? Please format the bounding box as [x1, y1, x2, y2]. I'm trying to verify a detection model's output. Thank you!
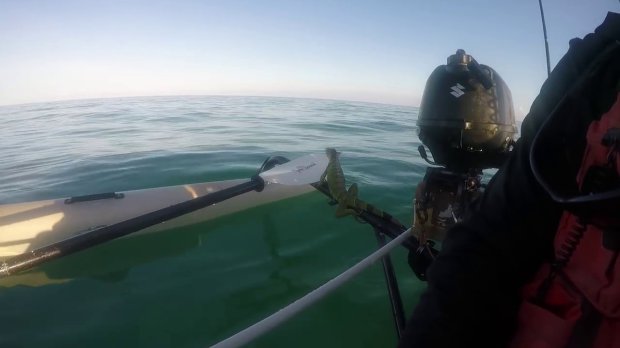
[0, 175, 265, 277]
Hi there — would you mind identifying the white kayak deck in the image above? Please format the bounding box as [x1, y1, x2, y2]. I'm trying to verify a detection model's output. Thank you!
[0, 180, 314, 260]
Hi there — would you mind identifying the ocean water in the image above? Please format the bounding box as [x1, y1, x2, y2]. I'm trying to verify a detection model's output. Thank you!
[0, 96, 428, 347]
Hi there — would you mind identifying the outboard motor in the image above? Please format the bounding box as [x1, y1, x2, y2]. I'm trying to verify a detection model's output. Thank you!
[417, 49, 517, 171]
[409, 50, 518, 280]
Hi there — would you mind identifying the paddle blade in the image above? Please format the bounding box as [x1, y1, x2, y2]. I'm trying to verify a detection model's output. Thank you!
[260, 153, 328, 185]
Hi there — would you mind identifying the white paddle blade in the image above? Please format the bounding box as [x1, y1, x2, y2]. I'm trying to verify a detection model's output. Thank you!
[260, 153, 329, 185]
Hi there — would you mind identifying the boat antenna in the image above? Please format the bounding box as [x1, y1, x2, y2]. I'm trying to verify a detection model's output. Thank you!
[538, 0, 551, 76]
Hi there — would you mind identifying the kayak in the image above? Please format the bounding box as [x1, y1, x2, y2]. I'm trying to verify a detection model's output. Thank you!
[0, 179, 314, 260]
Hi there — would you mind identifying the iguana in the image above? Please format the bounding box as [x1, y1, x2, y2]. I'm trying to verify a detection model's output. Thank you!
[320, 148, 359, 217]
[320, 148, 407, 226]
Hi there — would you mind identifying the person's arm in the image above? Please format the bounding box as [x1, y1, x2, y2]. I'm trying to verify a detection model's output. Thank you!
[399, 12, 620, 348]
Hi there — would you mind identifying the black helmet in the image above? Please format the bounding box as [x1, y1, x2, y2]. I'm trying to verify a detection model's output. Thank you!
[417, 49, 518, 171]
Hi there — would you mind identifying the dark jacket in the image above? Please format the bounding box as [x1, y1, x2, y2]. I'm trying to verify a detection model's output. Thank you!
[399, 12, 620, 348]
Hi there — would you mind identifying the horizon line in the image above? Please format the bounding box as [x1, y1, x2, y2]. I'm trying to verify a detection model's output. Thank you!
[0, 93, 419, 110]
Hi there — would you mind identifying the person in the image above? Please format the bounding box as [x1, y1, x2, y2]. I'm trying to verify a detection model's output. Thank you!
[399, 12, 620, 348]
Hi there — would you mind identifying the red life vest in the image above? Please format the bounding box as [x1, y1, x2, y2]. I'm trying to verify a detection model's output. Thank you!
[511, 94, 620, 348]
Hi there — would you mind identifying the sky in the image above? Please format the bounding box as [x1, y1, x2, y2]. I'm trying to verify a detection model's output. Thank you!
[1, 0, 619, 118]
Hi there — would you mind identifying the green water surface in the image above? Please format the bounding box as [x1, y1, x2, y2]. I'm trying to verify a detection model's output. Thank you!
[0, 96, 428, 347]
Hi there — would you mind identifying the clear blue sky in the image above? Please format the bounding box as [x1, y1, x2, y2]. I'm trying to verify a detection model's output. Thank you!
[1, 0, 618, 118]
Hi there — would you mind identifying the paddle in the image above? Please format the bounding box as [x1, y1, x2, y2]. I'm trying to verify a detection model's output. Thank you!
[0, 153, 328, 277]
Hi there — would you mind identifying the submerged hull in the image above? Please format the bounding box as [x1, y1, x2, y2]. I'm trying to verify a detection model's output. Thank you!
[0, 180, 314, 260]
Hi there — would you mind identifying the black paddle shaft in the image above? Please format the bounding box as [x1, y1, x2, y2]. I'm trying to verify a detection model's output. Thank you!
[0, 175, 265, 277]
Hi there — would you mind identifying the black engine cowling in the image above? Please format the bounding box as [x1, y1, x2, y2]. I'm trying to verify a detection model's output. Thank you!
[417, 49, 518, 171]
